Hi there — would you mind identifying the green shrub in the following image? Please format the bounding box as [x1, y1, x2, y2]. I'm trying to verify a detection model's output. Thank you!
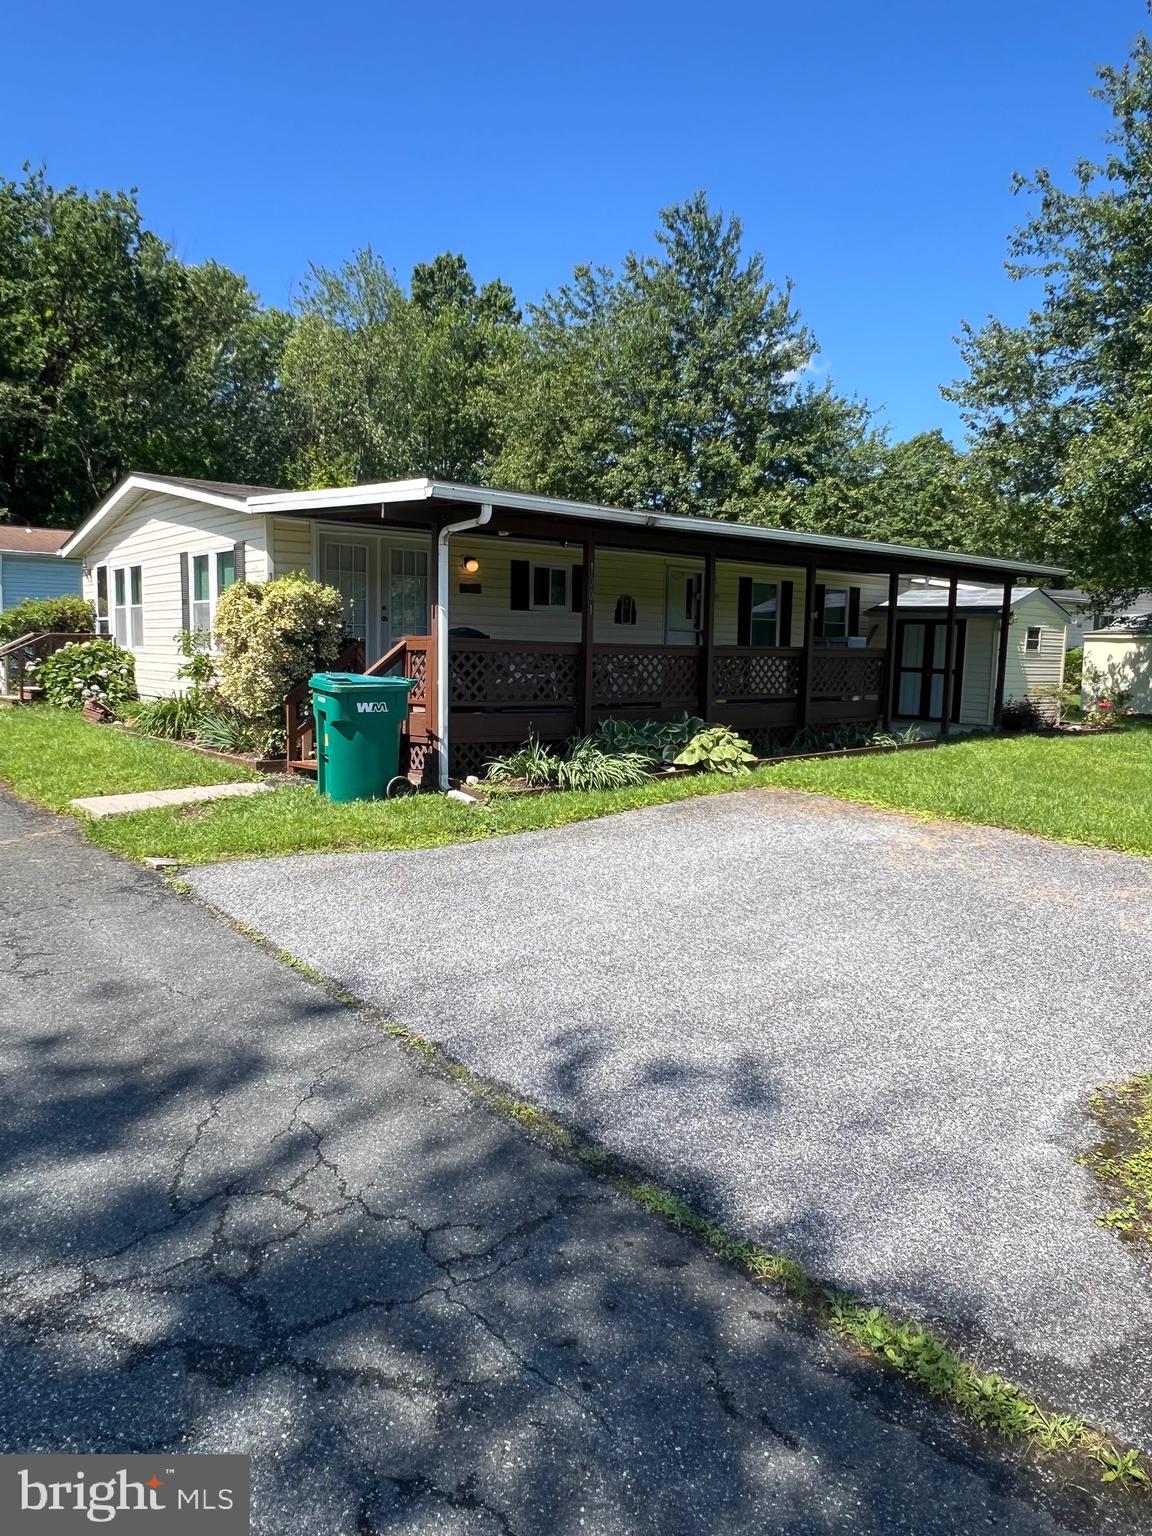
[1064, 646, 1083, 691]
[32, 639, 135, 711]
[128, 694, 207, 739]
[213, 574, 345, 723]
[195, 709, 266, 754]
[0, 594, 94, 643]
[485, 734, 652, 791]
[674, 725, 757, 774]
[596, 714, 705, 764]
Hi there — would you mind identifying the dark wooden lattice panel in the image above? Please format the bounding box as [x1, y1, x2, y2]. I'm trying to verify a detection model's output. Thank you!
[712, 651, 799, 699]
[451, 648, 577, 706]
[405, 645, 428, 702]
[592, 649, 700, 706]
[449, 739, 523, 780]
[811, 652, 883, 699]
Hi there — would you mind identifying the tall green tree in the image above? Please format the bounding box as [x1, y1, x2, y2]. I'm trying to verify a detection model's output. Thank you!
[490, 193, 878, 519]
[0, 169, 289, 526]
[280, 249, 519, 487]
[946, 34, 1152, 598]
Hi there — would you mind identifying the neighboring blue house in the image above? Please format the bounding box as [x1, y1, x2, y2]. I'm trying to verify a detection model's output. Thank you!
[0, 526, 81, 611]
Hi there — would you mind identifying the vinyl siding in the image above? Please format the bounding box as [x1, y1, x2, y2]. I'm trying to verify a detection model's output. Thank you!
[1003, 593, 1066, 705]
[957, 616, 996, 726]
[79, 493, 268, 696]
[1082, 633, 1152, 713]
[268, 516, 314, 578]
[1, 553, 83, 608]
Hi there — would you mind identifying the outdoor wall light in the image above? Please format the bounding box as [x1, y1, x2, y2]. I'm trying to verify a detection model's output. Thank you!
[461, 557, 480, 574]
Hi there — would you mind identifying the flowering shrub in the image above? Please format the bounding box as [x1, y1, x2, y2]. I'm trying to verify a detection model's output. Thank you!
[213, 574, 345, 722]
[0, 594, 94, 644]
[1082, 663, 1135, 728]
[32, 639, 135, 711]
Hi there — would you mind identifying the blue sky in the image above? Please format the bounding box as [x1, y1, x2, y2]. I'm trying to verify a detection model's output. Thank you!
[4, 0, 1144, 443]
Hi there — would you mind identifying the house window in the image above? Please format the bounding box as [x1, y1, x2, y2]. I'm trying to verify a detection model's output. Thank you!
[614, 595, 637, 625]
[531, 563, 571, 609]
[191, 554, 212, 633]
[820, 587, 849, 641]
[94, 565, 110, 636]
[1025, 626, 1042, 652]
[749, 581, 778, 647]
[112, 565, 144, 648]
[188, 548, 239, 637]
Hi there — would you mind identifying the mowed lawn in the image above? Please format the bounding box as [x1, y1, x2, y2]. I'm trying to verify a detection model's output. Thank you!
[2, 704, 1150, 862]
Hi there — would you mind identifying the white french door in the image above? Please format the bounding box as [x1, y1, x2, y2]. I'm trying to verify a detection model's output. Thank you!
[321, 537, 373, 656]
[383, 546, 430, 647]
[665, 567, 703, 645]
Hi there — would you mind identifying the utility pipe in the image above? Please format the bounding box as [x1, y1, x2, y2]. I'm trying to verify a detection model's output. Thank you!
[435, 502, 492, 789]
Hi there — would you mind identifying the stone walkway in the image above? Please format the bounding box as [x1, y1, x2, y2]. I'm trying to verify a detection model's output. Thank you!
[70, 781, 271, 817]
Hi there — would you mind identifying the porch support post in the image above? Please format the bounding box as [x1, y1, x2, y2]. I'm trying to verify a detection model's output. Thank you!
[882, 569, 900, 729]
[796, 562, 817, 730]
[579, 539, 596, 734]
[992, 576, 1013, 727]
[700, 552, 716, 720]
[939, 576, 959, 737]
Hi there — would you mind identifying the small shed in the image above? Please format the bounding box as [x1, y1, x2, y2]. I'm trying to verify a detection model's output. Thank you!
[1082, 617, 1152, 714]
[0, 526, 82, 610]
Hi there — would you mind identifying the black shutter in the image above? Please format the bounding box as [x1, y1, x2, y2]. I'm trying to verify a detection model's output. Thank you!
[233, 541, 246, 584]
[570, 564, 583, 613]
[779, 581, 793, 647]
[179, 553, 190, 633]
[848, 587, 860, 638]
[737, 576, 753, 645]
[510, 559, 529, 610]
[813, 583, 826, 638]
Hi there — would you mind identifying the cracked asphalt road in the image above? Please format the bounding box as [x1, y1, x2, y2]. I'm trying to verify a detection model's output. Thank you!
[0, 792, 1138, 1535]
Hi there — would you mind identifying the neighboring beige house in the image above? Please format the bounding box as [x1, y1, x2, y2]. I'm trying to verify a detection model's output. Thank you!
[1082, 617, 1152, 714]
[59, 473, 1064, 780]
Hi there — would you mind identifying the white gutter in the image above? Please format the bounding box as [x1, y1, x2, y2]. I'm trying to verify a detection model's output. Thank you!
[434, 502, 492, 790]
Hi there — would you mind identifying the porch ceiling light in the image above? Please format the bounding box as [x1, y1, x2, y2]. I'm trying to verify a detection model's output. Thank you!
[461, 557, 480, 574]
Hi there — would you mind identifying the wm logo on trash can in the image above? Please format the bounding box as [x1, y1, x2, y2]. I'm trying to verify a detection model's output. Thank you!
[355, 702, 389, 713]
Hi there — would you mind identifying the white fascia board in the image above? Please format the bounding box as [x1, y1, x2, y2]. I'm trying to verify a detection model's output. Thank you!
[60, 475, 253, 559]
[245, 475, 1067, 578]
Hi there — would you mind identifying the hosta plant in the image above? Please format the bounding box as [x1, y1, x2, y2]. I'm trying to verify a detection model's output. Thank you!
[32, 639, 135, 712]
[674, 725, 757, 775]
[596, 714, 705, 764]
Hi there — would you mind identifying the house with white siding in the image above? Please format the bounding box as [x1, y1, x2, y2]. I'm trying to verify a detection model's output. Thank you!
[59, 473, 1065, 783]
[0, 526, 82, 611]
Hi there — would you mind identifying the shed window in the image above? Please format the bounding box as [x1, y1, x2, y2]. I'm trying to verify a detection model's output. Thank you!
[531, 564, 571, 609]
[112, 564, 144, 649]
[749, 581, 779, 647]
[614, 595, 637, 625]
[1025, 626, 1042, 652]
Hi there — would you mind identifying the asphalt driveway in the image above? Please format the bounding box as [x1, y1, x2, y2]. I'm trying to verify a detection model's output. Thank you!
[189, 787, 1152, 1450]
[0, 790, 1110, 1536]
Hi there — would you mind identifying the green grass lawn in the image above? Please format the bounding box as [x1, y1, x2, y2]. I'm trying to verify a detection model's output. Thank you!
[0, 706, 256, 811]
[3, 704, 1151, 863]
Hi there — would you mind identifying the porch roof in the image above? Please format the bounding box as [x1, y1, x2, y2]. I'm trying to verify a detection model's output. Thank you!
[62, 471, 1067, 582]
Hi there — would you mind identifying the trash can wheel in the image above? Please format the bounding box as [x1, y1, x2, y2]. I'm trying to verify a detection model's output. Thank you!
[386, 775, 417, 800]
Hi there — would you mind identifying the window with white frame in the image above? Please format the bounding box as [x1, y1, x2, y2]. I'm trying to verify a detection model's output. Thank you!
[531, 563, 571, 609]
[1025, 625, 1042, 651]
[94, 565, 111, 635]
[187, 549, 239, 637]
[820, 587, 849, 641]
[112, 565, 144, 648]
[749, 581, 779, 647]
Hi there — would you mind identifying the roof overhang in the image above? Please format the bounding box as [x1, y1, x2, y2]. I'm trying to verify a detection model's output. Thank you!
[60, 475, 254, 559]
[62, 472, 1069, 581]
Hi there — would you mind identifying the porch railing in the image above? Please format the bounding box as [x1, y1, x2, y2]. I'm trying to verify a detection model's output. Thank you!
[0, 631, 99, 696]
[283, 637, 364, 768]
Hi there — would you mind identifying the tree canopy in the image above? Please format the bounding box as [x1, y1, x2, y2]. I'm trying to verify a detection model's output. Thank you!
[946, 34, 1152, 599]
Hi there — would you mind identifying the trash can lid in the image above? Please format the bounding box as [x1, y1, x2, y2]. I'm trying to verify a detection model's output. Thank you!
[309, 671, 417, 691]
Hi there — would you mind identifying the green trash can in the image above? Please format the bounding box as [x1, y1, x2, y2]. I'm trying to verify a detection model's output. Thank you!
[310, 672, 417, 803]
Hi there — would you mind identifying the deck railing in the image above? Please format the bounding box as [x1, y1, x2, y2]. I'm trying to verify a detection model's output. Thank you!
[283, 637, 364, 769]
[0, 631, 99, 696]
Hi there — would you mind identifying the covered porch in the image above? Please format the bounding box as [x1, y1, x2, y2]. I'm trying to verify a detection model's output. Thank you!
[265, 482, 1037, 781]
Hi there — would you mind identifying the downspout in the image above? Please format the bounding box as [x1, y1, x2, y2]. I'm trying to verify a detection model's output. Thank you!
[435, 502, 492, 789]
